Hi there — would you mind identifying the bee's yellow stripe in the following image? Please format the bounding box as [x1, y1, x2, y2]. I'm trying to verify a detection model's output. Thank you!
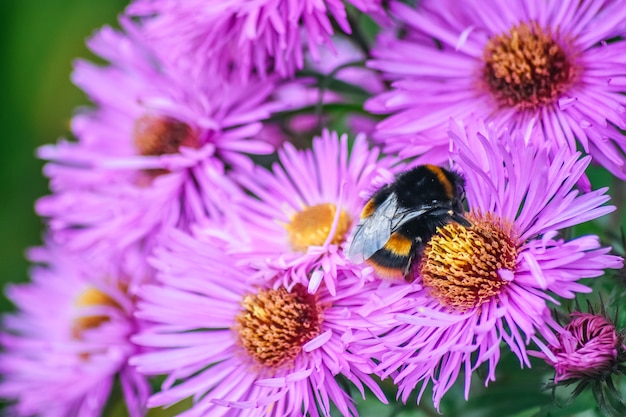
[425, 164, 453, 199]
[360, 198, 377, 219]
[384, 233, 413, 257]
[367, 261, 405, 279]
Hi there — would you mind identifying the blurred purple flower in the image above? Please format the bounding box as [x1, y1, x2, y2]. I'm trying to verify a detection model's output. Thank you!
[265, 35, 385, 141]
[131, 229, 388, 417]
[366, 0, 626, 178]
[126, 0, 384, 81]
[0, 245, 149, 417]
[36, 20, 282, 262]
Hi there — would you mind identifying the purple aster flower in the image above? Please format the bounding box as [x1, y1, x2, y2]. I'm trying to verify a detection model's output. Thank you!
[0, 245, 149, 417]
[366, 0, 626, 179]
[223, 130, 399, 295]
[36, 19, 281, 261]
[540, 311, 626, 384]
[126, 0, 384, 81]
[532, 305, 626, 415]
[131, 229, 388, 417]
[355, 120, 623, 410]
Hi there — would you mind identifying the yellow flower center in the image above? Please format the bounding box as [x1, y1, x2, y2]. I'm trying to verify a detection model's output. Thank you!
[233, 284, 324, 369]
[483, 22, 577, 109]
[72, 287, 121, 339]
[419, 212, 519, 311]
[285, 203, 352, 252]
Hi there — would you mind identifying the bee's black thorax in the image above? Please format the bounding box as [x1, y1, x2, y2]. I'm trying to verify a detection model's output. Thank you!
[393, 164, 463, 209]
[398, 214, 451, 243]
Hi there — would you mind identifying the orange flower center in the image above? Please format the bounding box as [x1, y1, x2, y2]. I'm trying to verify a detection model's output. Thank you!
[483, 22, 577, 109]
[72, 287, 121, 339]
[233, 284, 324, 369]
[133, 114, 198, 157]
[285, 203, 352, 252]
[420, 212, 519, 311]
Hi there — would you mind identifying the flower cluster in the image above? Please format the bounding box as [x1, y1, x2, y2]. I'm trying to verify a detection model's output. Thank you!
[2, 0, 626, 416]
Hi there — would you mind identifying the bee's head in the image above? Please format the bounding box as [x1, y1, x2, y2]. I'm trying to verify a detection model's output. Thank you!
[394, 165, 467, 210]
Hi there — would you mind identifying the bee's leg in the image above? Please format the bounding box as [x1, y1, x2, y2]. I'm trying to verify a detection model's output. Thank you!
[403, 239, 422, 282]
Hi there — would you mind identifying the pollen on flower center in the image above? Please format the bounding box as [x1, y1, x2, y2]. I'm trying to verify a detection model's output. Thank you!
[234, 284, 324, 369]
[285, 203, 352, 252]
[483, 22, 576, 109]
[72, 287, 121, 339]
[419, 212, 519, 311]
[133, 114, 198, 157]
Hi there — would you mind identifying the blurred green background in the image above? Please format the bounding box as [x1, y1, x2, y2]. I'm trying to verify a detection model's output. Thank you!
[0, 0, 127, 313]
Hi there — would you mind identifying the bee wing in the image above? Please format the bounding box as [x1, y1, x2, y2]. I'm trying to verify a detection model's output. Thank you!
[347, 194, 398, 262]
[348, 194, 431, 262]
[348, 194, 435, 263]
[389, 205, 432, 233]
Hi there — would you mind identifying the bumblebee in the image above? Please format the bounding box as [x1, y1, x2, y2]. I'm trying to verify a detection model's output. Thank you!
[347, 164, 470, 280]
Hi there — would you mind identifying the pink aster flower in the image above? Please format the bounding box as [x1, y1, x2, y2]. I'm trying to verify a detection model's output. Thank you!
[540, 311, 626, 384]
[222, 130, 399, 295]
[131, 229, 388, 417]
[126, 0, 384, 81]
[0, 245, 149, 417]
[366, 0, 626, 178]
[36, 19, 280, 261]
[532, 305, 626, 414]
[356, 120, 623, 410]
